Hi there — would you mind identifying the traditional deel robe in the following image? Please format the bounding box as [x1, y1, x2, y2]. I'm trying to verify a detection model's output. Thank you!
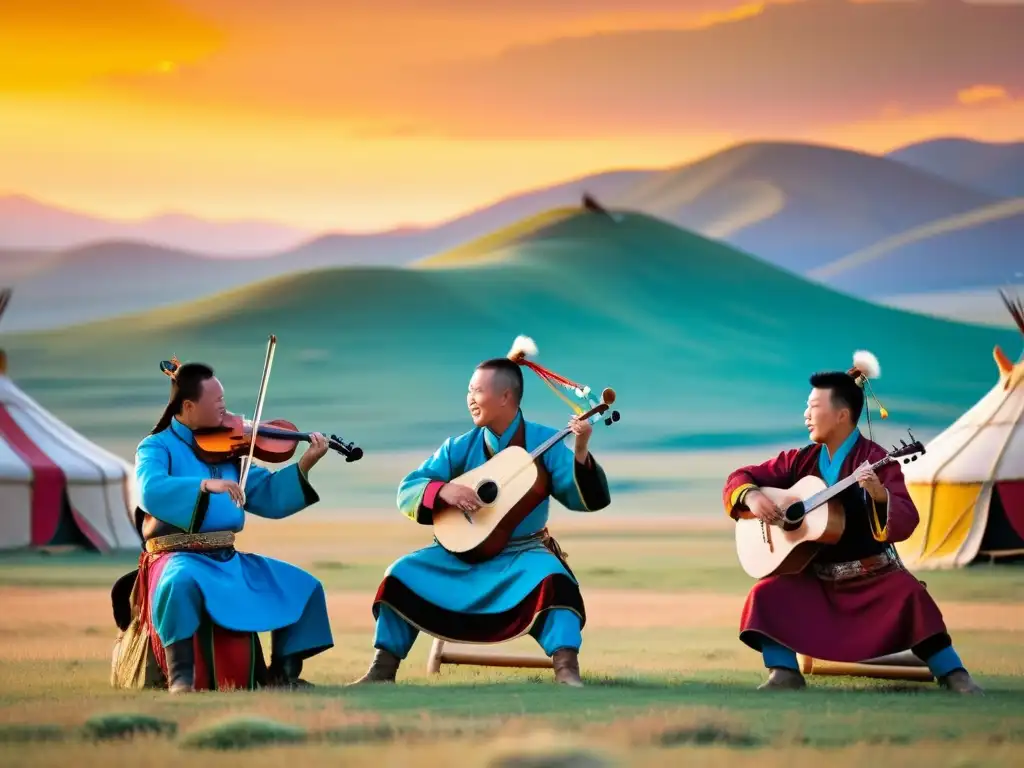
[133, 418, 333, 679]
[372, 409, 611, 658]
[723, 429, 959, 670]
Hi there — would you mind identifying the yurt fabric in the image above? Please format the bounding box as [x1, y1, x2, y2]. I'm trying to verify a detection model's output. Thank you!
[0, 364, 140, 552]
[898, 291, 1024, 569]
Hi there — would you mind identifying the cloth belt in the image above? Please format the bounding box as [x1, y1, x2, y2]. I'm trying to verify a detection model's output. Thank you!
[144, 531, 235, 554]
[813, 548, 900, 582]
[511, 526, 569, 562]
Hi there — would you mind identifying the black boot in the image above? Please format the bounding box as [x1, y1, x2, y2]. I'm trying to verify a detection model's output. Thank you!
[267, 654, 313, 689]
[348, 649, 401, 685]
[165, 639, 195, 694]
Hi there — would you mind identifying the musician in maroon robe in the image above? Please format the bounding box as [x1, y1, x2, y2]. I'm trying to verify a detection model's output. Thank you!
[723, 353, 982, 693]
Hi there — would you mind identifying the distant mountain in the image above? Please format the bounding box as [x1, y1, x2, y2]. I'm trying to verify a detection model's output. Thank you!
[0, 170, 650, 331]
[0, 194, 313, 255]
[886, 138, 1024, 199]
[806, 197, 1024, 295]
[610, 140, 999, 274]
[0, 171, 648, 259]
[3, 140, 1020, 333]
[6, 208, 1015, 453]
[877, 285, 1024, 329]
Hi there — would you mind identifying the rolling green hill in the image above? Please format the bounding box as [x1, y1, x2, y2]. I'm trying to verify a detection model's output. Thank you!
[4, 210, 1018, 454]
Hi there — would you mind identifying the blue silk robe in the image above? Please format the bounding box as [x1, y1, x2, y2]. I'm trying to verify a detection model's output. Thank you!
[135, 418, 333, 660]
[371, 410, 611, 658]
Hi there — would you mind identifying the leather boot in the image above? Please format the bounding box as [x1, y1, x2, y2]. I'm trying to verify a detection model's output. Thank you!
[552, 648, 584, 687]
[940, 669, 984, 695]
[267, 654, 313, 690]
[347, 649, 400, 685]
[758, 667, 806, 690]
[165, 639, 195, 694]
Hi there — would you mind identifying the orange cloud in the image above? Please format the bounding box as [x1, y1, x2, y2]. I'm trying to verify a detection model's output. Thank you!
[79, 0, 1024, 141]
[0, 0, 222, 91]
[958, 84, 1012, 105]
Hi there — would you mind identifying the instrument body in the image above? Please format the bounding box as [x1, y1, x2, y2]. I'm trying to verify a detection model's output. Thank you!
[734, 435, 925, 579]
[192, 412, 363, 464]
[433, 388, 620, 563]
[433, 445, 546, 562]
[735, 475, 844, 578]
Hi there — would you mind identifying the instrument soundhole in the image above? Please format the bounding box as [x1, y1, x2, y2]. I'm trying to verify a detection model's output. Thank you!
[476, 480, 498, 504]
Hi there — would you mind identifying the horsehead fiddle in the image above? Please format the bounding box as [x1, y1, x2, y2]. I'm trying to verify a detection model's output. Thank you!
[168, 335, 363, 505]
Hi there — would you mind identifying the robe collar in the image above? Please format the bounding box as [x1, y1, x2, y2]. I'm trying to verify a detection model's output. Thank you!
[818, 428, 861, 487]
[483, 409, 523, 455]
[170, 417, 195, 445]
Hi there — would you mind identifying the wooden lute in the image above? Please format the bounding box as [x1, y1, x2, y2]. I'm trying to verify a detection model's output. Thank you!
[734, 434, 925, 579]
[433, 388, 620, 563]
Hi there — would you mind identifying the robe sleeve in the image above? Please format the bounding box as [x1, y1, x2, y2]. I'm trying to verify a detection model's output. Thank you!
[866, 459, 919, 543]
[135, 438, 208, 533]
[722, 448, 801, 519]
[396, 438, 455, 525]
[543, 442, 611, 512]
[242, 463, 320, 520]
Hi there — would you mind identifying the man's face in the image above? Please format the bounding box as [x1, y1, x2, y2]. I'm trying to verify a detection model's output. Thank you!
[183, 377, 226, 429]
[467, 368, 512, 427]
[804, 387, 845, 444]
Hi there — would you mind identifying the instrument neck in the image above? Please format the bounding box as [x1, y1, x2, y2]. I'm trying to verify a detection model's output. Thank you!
[530, 426, 575, 460]
[256, 424, 312, 443]
[804, 456, 893, 512]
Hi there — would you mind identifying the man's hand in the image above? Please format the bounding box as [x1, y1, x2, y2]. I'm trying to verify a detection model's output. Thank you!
[298, 433, 329, 475]
[856, 463, 887, 503]
[744, 489, 784, 524]
[568, 415, 593, 461]
[201, 478, 244, 505]
[439, 483, 483, 514]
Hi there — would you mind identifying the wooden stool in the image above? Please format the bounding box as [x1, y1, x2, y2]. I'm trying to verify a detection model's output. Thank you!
[427, 637, 553, 674]
[797, 650, 934, 682]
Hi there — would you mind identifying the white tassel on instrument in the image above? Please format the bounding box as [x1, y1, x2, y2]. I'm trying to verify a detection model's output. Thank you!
[507, 335, 538, 361]
[853, 350, 881, 380]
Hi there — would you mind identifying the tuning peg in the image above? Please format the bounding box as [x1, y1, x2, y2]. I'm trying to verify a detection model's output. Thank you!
[911, 455, 917, 461]
[611, 410, 620, 422]
[604, 417, 612, 425]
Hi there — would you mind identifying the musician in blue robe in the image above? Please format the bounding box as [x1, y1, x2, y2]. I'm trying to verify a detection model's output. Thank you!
[123, 359, 333, 693]
[350, 337, 612, 687]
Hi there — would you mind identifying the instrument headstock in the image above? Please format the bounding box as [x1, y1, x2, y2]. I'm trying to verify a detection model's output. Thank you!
[329, 434, 363, 462]
[887, 429, 926, 464]
[577, 387, 621, 427]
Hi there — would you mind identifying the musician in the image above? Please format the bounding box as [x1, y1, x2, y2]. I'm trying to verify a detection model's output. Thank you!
[723, 352, 982, 693]
[350, 337, 612, 687]
[114, 359, 334, 693]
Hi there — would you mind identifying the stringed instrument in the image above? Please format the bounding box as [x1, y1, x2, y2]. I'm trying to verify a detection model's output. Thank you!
[433, 387, 620, 563]
[734, 432, 925, 579]
[193, 413, 362, 464]
[164, 334, 363, 507]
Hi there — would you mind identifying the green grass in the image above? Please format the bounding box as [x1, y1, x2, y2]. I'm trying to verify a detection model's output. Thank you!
[3, 209, 1017, 454]
[1, 518, 1022, 766]
[2, 525, 1021, 602]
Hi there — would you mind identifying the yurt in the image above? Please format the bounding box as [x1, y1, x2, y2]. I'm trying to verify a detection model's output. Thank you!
[897, 290, 1024, 569]
[0, 291, 140, 552]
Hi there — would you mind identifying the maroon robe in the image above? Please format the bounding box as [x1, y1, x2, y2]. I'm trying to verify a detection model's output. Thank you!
[723, 433, 950, 662]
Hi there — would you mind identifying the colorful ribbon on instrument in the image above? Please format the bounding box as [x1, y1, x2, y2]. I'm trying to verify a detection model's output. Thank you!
[507, 335, 597, 417]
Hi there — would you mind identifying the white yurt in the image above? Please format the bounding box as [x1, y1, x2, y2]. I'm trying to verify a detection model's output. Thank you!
[0, 290, 140, 551]
[897, 290, 1024, 568]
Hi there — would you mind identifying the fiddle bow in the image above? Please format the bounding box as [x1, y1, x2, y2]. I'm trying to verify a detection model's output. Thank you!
[198, 335, 363, 506]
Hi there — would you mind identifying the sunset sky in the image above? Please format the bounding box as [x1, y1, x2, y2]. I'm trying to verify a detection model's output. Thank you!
[2, 0, 1023, 232]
